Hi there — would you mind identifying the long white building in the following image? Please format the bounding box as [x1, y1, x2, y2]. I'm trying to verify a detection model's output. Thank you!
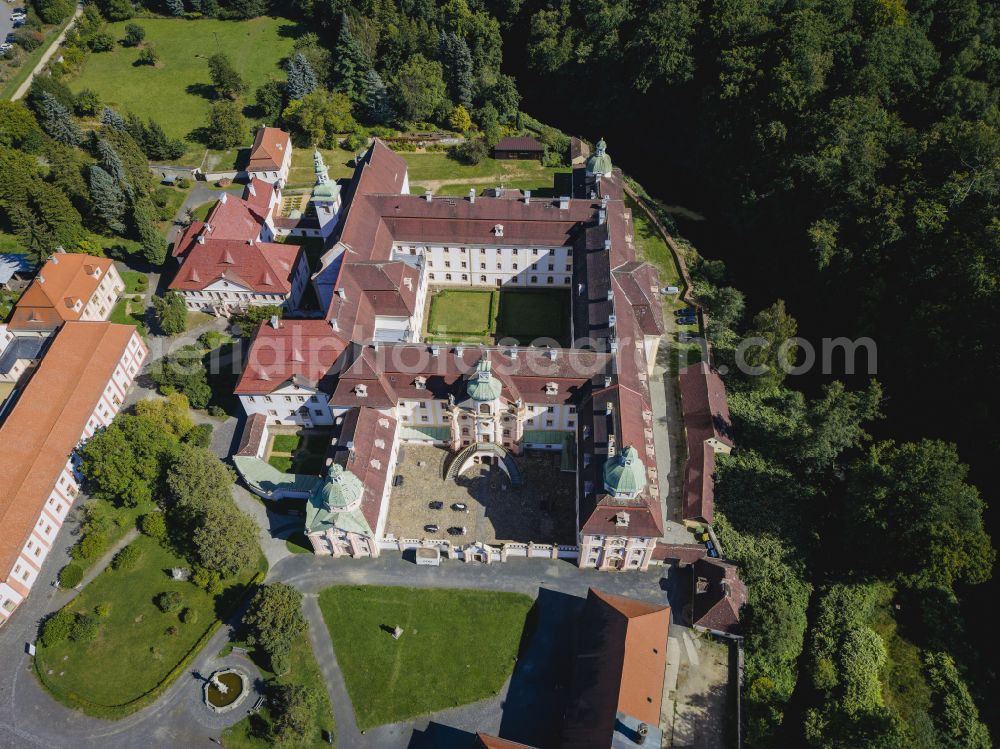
[0, 322, 147, 627]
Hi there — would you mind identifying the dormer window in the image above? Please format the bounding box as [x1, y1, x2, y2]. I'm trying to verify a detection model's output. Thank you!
[615, 511, 630, 527]
[545, 382, 558, 395]
[493, 224, 504, 237]
[414, 376, 427, 389]
[354, 384, 368, 397]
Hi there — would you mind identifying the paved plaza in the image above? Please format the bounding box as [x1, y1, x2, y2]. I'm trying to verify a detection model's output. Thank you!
[386, 445, 577, 545]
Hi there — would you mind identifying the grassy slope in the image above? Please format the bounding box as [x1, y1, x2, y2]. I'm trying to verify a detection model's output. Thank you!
[221, 631, 335, 749]
[66, 17, 298, 141]
[318, 586, 533, 730]
[35, 535, 258, 709]
[402, 153, 563, 186]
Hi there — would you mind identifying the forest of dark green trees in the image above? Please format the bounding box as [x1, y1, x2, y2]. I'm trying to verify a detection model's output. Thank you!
[3, 0, 998, 745]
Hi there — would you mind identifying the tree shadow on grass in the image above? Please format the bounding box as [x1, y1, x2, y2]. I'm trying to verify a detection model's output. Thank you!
[185, 82, 217, 100]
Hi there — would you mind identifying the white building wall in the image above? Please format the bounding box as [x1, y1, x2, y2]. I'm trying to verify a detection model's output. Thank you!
[394, 243, 573, 289]
[239, 384, 333, 427]
[80, 263, 124, 321]
[0, 331, 146, 627]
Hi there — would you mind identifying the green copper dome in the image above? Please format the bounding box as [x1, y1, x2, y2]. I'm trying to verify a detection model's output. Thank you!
[602, 445, 646, 498]
[586, 138, 613, 176]
[311, 464, 363, 510]
[312, 149, 340, 201]
[466, 356, 503, 402]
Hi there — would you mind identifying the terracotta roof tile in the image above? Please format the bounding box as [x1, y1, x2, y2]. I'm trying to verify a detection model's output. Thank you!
[235, 319, 349, 395]
[692, 557, 746, 636]
[0, 322, 143, 580]
[9, 255, 114, 331]
[247, 127, 291, 172]
[169, 240, 302, 294]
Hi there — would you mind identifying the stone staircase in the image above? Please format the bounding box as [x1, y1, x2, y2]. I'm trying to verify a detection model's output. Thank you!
[444, 442, 523, 487]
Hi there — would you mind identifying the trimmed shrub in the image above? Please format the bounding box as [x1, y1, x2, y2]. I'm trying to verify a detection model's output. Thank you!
[71, 532, 108, 560]
[180, 607, 199, 625]
[71, 614, 99, 643]
[58, 563, 83, 589]
[140, 512, 167, 541]
[112, 544, 141, 571]
[154, 591, 182, 614]
[208, 405, 227, 418]
[94, 603, 111, 618]
[192, 567, 223, 595]
[40, 609, 75, 646]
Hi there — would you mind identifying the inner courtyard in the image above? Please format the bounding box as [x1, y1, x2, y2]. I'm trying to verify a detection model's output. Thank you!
[385, 444, 577, 545]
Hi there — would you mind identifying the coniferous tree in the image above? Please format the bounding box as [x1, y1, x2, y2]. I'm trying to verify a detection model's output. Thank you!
[38, 92, 83, 146]
[145, 120, 185, 160]
[124, 112, 148, 153]
[165, 0, 184, 15]
[96, 138, 132, 198]
[133, 199, 168, 264]
[331, 14, 371, 105]
[88, 165, 128, 234]
[364, 69, 394, 124]
[208, 53, 247, 99]
[285, 53, 317, 101]
[438, 31, 473, 107]
[100, 106, 126, 131]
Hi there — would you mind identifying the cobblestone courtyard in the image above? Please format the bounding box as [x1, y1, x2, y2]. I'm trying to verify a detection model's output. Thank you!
[386, 445, 577, 545]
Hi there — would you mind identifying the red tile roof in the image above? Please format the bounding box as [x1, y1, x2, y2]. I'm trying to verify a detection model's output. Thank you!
[247, 127, 290, 172]
[692, 557, 746, 636]
[0, 322, 142, 580]
[333, 406, 398, 533]
[561, 588, 670, 748]
[678, 363, 734, 523]
[494, 136, 544, 152]
[9, 254, 114, 331]
[204, 193, 267, 241]
[235, 319, 349, 395]
[169, 240, 302, 294]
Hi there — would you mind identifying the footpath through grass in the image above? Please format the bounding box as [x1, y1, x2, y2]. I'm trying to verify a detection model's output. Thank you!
[66, 17, 299, 141]
[318, 586, 534, 730]
[34, 534, 263, 717]
[221, 630, 335, 748]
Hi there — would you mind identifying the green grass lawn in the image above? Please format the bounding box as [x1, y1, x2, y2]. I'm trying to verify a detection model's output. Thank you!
[495, 289, 571, 345]
[272, 434, 302, 453]
[318, 586, 534, 730]
[191, 199, 217, 222]
[426, 288, 496, 340]
[285, 532, 313, 554]
[268, 455, 293, 472]
[34, 535, 262, 716]
[66, 17, 300, 141]
[221, 631, 335, 748]
[286, 146, 357, 189]
[119, 270, 149, 295]
[109, 297, 148, 337]
[627, 196, 682, 287]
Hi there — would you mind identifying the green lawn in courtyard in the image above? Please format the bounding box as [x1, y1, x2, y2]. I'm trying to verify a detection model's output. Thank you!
[34, 535, 262, 716]
[269, 455, 294, 472]
[109, 297, 148, 337]
[272, 434, 302, 453]
[66, 17, 300, 141]
[285, 147, 357, 189]
[318, 586, 534, 730]
[495, 289, 571, 346]
[402, 153, 564, 190]
[119, 270, 149, 295]
[221, 631, 335, 748]
[426, 288, 496, 341]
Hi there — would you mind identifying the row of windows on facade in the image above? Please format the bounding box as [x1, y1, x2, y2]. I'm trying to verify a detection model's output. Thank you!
[428, 273, 568, 285]
[246, 394, 322, 403]
[407, 247, 563, 256]
[427, 259, 571, 272]
[188, 291, 286, 302]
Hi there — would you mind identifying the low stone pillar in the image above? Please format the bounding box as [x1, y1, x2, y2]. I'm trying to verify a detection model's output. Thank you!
[550, 545, 559, 560]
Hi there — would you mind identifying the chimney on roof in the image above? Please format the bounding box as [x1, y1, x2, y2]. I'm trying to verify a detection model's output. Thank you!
[524, 190, 531, 204]
[607, 289, 614, 301]
[636, 723, 649, 745]
[205, 222, 213, 233]
[37, 273, 45, 284]
[55, 245, 66, 254]
[49, 253, 58, 265]
[604, 239, 612, 251]
[468, 189, 476, 204]
[509, 348, 518, 359]
[598, 208, 606, 225]
[270, 315, 280, 329]
[559, 196, 570, 210]
[336, 288, 346, 299]
[601, 194, 609, 208]
[547, 348, 558, 360]
[373, 340, 380, 352]
[197, 234, 206, 245]
[330, 318, 339, 332]
[604, 375, 612, 387]
[578, 282, 585, 296]
[495, 185, 503, 198]
[424, 190, 433, 202]
[220, 192, 228, 204]
[430, 345, 439, 357]
[248, 181, 256, 196]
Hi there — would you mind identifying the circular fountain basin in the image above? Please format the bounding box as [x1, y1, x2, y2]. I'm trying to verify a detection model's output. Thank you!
[203, 668, 250, 713]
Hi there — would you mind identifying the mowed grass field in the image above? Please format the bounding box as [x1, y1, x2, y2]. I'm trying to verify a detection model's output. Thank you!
[34, 535, 261, 714]
[67, 17, 299, 141]
[426, 288, 496, 341]
[496, 288, 571, 345]
[318, 586, 534, 730]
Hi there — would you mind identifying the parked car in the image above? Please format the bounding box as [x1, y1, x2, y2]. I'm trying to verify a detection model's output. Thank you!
[423, 524, 439, 533]
[0, 42, 11, 53]
[677, 317, 697, 326]
[392, 474, 404, 487]
[10, 11, 25, 20]
[674, 306, 695, 317]
[428, 501, 443, 510]
[660, 286, 679, 295]
[451, 502, 468, 512]
[446, 526, 466, 536]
